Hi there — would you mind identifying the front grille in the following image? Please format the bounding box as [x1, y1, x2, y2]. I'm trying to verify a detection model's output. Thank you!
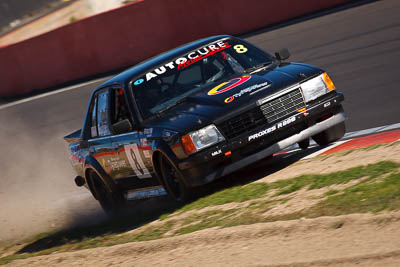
[260, 88, 305, 123]
[218, 107, 266, 139]
[218, 88, 305, 140]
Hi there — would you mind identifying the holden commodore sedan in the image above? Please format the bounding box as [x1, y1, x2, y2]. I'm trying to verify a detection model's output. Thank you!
[64, 35, 345, 213]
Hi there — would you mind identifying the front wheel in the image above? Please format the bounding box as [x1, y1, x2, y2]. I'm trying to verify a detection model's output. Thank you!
[298, 138, 310, 150]
[159, 156, 193, 202]
[312, 121, 346, 146]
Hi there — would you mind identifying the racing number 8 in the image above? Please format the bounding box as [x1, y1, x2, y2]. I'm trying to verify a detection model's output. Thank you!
[233, 44, 248, 54]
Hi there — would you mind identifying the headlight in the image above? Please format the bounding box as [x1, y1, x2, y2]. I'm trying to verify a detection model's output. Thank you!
[301, 72, 335, 102]
[181, 125, 225, 155]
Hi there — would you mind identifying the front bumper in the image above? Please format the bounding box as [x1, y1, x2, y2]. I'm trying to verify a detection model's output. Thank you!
[178, 92, 345, 187]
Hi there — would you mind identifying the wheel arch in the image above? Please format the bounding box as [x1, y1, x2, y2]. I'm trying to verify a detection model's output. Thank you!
[83, 156, 120, 195]
[151, 150, 168, 189]
[84, 168, 98, 200]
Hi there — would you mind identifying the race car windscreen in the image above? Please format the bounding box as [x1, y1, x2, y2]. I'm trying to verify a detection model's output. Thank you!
[131, 38, 273, 119]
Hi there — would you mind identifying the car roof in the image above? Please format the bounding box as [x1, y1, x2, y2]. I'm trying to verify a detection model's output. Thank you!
[98, 35, 233, 88]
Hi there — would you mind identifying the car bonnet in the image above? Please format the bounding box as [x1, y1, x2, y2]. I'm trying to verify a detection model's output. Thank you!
[144, 63, 323, 133]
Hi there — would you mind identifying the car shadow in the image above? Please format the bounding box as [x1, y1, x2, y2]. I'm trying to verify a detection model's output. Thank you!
[197, 145, 322, 197]
[17, 144, 323, 254]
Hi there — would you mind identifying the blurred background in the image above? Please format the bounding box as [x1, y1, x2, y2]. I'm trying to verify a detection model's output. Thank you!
[0, 0, 137, 46]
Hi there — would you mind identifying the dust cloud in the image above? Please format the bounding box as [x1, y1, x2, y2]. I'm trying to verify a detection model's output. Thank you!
[0, 103, 106, 242]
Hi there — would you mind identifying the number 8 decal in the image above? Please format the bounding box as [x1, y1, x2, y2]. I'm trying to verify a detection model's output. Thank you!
[233, 44, 248, 54]
[125, 144, 152, 179]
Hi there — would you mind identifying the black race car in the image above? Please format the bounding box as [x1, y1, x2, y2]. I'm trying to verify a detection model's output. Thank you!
[64, 35, 346, 213]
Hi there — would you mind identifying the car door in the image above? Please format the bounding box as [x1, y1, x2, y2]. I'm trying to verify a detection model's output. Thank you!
[108, 87, 158, 189]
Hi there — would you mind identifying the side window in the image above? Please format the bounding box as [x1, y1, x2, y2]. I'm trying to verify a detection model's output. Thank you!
[110, 88, 132, 126]
[90, 97, 98, 138]
[97, 91, 111, 137]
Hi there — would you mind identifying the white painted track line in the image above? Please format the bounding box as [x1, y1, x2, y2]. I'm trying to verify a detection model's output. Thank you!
[377, 123, 400, 132]
[281, 122, 400, 160]
[344, 126, 386, 139]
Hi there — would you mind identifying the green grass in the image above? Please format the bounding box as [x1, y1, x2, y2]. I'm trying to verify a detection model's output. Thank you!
[308, 171, 400, 216]
[271, 161, 399, 195]
[387, 140, 400, 147]
[178, 209, 239, 235]
[69, 16, 77, 23]
[0, 254, 31, 265]
[178, 183, 270, 212]
[324, 189, 340, 196]
[2, 160, 400, 265]
[123, 0, 141, 4]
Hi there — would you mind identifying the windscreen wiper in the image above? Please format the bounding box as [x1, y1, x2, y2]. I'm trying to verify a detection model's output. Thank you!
[245, 62, 274, 74]
[156, 97, 188, 116]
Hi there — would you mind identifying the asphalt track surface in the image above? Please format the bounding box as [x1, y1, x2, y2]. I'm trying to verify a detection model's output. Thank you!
[0, 0, 399, 240]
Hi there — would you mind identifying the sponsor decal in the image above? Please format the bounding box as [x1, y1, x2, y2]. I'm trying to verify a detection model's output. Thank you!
[208, 75, 251, 96]
[178, 42, 232, 70]
[297, 107, 309, 116]
[143, 150, 151, 158]
[225, 96, 235, 103]
[143, 128, 153, 136]
[134, 79, 144, 86]
[90, 126, 97, 137]
[248, 116, 297, 141]
[211, 149, 222, 157]
[162, 129, 178, 138]
[141, 138, 149, 146]
[297, 107, 307, 113]
[107, 157, 128, 171]
[140, 138, 152, 158]
[133, 41, 230, 84]
[224, 81, 270, 103]
[69, 144, 83, 162]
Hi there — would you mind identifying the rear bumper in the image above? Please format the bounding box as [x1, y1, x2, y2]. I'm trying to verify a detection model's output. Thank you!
[178, 92, 345, 187]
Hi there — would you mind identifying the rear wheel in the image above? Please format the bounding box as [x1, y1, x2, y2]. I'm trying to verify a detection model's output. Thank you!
[312, 121, 346, 146]
[159, 156, 193, 202]
[91, 174, 125, 216]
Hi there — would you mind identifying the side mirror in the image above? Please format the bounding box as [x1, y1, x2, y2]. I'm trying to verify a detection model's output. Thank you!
[111, 119, 132, 134]
[275, 48, 290, 61]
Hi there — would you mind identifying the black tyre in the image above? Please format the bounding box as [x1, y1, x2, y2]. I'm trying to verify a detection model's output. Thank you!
[159, 156, 193, 202]
[298, 138, 310, 150]
[92, 174, 125, 216]
[312, 121, 346, 146]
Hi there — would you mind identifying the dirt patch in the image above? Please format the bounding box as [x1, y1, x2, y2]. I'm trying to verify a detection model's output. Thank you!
[7, 212, 400, 266]
[3, 142, 400, 266]
[260, 142, 400, 183]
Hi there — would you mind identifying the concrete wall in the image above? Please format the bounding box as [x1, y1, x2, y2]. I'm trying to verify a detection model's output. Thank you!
[0, 0, 353, 97]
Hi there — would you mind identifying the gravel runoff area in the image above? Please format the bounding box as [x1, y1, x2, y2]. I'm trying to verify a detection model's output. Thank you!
[4, 140, 400, 266]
